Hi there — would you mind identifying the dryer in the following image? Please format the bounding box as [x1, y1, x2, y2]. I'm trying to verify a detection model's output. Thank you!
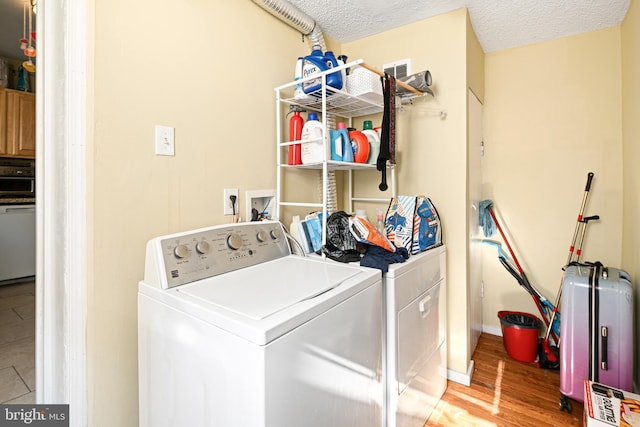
[383, 245, 447, 427]
[138, 221, 384, 427]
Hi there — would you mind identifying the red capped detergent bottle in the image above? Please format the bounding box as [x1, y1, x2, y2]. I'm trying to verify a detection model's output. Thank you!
[349, 129, 370, 163]
[288, 108, 304, 165]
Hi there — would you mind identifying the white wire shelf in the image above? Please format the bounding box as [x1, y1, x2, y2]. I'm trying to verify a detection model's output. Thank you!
[275, 59, 384, 119]
[275, 59, 398, 243]
[279, 88, 383, 118]
[278, 160, 379, 171]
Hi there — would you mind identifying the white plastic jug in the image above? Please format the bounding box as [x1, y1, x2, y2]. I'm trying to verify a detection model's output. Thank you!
[362, 120, 380, 165]
[301, 113, 325, 164]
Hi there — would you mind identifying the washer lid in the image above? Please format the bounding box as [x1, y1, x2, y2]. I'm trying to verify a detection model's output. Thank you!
[178, 257, 361, 320]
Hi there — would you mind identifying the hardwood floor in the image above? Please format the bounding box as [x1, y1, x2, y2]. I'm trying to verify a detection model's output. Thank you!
[426, 333, 583, 427]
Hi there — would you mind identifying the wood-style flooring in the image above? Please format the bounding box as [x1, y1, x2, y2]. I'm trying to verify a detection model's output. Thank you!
[426, 333, 583, 427]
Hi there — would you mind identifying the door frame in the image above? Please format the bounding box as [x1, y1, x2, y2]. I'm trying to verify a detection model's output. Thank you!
[467, 88, 483, 355]
[35, 0, 88, 424]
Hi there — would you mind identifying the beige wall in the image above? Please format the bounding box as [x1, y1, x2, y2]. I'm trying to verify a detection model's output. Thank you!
[88, 4, 478, 423]
[344, 9, 471, 376]
[89, 0, 312, 424]
[483, 28, 623, 330]
[621, 0, 640, 390]
[85, 1, 638, 424]
[466, 14, 485, 104]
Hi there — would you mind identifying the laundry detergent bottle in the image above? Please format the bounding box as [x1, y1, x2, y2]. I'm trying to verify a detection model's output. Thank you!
[349, 129, 369, 163]
[362, 120, 380, 165]
[323, 51, 343, 90]
[301, 113, 325, 164]
[294, 57, 312, 100]
[302, 45, 343, 94]
[330, 129, 342, 161]
[331, 122, 350, 161]
[341, 123, 354, 162]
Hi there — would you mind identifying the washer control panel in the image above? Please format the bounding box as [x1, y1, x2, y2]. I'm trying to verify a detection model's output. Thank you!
[144, 221, 290, 289]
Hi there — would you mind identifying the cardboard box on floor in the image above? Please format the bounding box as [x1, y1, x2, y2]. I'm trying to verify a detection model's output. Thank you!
[584, 380, 640, 426]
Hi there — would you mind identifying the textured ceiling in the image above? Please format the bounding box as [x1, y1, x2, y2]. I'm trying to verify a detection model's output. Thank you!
[286, 0, 631, 52]
[0, 0, 632, 61]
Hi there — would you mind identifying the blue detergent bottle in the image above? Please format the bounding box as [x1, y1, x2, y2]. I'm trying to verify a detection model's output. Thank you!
[330, 129, 342, 161]
[302, 45, 343, 94]
[339, 123, 353, 162]
[324, 51, 343, 90]
[331, 122, 351, 161]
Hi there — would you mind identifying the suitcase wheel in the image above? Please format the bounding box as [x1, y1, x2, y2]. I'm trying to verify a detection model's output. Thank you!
[559, 395, 572, 413]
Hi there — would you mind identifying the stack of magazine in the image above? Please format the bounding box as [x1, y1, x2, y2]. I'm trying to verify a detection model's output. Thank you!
[293, 212, 323, 253]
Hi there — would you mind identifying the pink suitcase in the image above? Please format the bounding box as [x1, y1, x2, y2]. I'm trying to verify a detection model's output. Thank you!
[559, 263, 633, 413]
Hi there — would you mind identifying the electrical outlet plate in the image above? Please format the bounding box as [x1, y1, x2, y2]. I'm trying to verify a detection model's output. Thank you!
[224, 188, 239, 216]
[155, 125, 175, 156]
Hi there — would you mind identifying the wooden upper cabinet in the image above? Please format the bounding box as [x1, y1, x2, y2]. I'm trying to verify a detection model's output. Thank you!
[0, 89, 7, 155]
[0, 88, 36, 158]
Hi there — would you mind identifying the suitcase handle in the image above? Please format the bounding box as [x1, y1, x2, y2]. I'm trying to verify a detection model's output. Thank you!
[601, 326, 608, 371]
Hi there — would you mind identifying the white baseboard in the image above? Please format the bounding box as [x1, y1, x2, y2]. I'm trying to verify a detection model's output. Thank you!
[446, 327, 504, 387]
[447, 359, 474, 387]
[482, 324, 502, 336]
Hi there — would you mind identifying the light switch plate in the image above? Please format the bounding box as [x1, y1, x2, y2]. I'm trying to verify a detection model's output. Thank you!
[155, 125, 175, 156]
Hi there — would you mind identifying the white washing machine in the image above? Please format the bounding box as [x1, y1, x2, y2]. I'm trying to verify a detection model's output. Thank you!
[138, 221, 383, 427]
[383, 245, 447, 427]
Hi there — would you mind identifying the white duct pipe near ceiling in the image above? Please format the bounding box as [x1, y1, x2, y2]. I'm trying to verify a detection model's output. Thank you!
[251, 0, 326, 52]
[251, 0, 339, 214]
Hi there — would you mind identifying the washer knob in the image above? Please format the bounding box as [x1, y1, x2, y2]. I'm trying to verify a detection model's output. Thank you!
[270, 229, 281, 240]
[173, 244, 189, 259]
[226, 233, 243, 250]
[196, 241, 210, 254]
[256, 231, 267, 242]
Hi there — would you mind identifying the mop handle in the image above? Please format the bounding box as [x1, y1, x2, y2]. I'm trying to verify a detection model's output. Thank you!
[567, 172, 594, 265]
[488, 207, 524, 274]
[546, 172, 595, 341]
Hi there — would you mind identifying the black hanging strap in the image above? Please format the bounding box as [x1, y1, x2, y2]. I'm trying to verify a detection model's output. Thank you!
[388, 74, 396, 165]
[377, 73, 392, 191]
